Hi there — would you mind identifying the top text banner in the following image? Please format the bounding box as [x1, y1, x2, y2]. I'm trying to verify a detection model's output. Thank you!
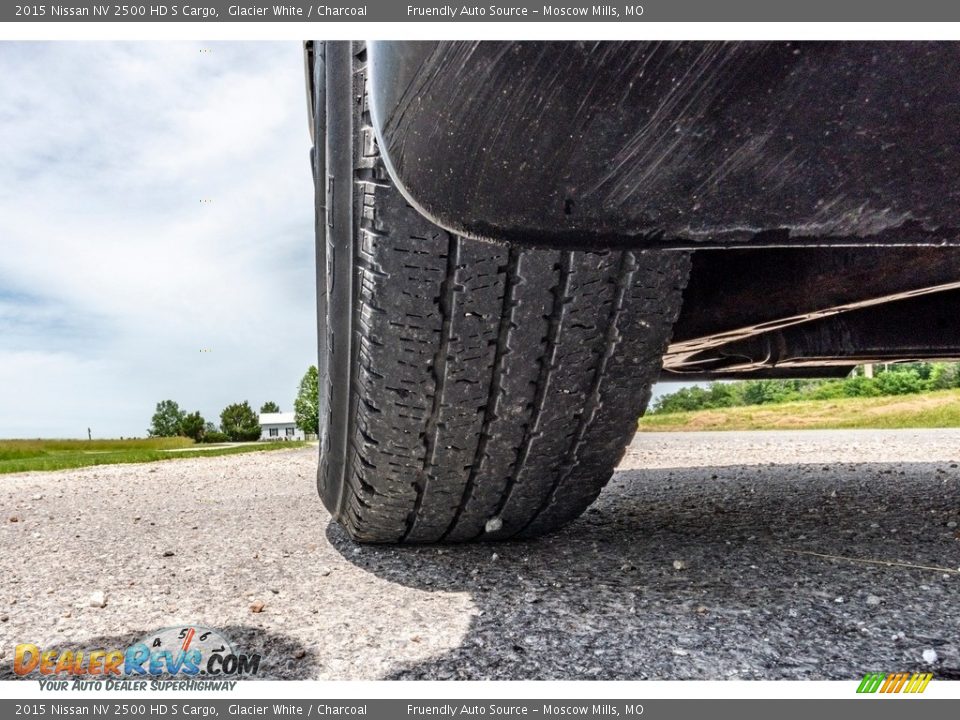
[7, 1, 960, 22]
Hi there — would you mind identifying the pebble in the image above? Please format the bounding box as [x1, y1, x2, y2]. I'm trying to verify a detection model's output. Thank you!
[162, 550, 175, 557]
[672, 560, 687, 571]
[89, 591, 107, 608]
[922, 648, 939, 664]
[250, 601, 265, 613]
[866, 595, 881, 606]
[485, 517, 503, 533]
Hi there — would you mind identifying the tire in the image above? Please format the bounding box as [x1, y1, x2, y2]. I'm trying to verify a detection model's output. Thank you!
[313, 42, 691, 543]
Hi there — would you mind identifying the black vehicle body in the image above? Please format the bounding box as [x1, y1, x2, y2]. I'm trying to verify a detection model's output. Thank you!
[305, 41, 960, 542]
[309, 41, 960, 382]
[366, 42, 960, 250]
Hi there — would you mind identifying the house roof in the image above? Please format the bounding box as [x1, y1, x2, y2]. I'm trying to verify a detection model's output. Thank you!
[258, 412, 297, 426]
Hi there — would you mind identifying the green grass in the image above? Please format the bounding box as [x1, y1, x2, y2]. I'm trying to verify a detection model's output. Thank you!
[638, 388, 960, 432]
[0, 438, 309, 475]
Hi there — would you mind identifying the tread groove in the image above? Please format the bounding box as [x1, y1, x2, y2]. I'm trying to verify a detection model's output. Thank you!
[439, 247, 518, 541]
[401, 233, 460, 542]
[486, 252, 573, 538]
[519, 251, 634, 536]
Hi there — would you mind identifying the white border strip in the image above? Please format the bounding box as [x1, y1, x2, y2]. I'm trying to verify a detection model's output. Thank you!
[3, 679, 959, 699]
[3, 21, 960, 40]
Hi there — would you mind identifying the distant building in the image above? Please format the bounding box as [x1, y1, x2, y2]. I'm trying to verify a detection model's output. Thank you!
[258, 412, 304, 441]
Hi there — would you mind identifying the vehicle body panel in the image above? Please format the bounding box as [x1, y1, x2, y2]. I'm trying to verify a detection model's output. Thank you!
[368, 41, 960, 249]
[304, 40, 960, 380]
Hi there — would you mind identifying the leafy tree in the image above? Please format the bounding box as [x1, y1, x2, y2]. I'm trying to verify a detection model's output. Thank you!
[874, 368, 926, 396]
[220, 401, 261, 442]
[742, 380, 799, 406]
[930, 363, 960, 389]
[260, 401, 281, 414]
[294, 365, 319, 435]
[179, 411, 206, 442]
[649, 362, 960, 415]
[204, 421, 219, 434]
[149, 400, 184, 437]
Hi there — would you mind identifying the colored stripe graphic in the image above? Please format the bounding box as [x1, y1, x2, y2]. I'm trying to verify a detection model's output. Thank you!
[885, 673, 909, 693]
[905, 673, 934, 694]
[857, 672, 933, 694]
[857, 673, 886, 693]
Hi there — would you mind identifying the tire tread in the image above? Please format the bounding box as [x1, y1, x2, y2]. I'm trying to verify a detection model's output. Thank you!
[319, 44, 691, 543]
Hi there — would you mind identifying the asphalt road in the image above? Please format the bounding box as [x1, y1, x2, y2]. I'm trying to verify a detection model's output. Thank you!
[1, 429, 958, 680]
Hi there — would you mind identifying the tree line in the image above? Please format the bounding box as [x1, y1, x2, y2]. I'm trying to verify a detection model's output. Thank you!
[148, 366, 320, 442]
[651, 362, 960, 415]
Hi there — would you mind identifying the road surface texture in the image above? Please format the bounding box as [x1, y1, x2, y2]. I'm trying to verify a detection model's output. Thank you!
[1, 430, 958, 680]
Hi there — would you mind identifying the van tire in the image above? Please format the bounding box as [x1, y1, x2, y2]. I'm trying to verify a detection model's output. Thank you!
[313, 41, 690, 543]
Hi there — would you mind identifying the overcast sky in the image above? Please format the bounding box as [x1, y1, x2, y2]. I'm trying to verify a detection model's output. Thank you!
[0, 42, 316, 437]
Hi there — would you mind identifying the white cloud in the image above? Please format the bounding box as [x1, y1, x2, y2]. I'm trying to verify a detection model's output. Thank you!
[0, 42, 316, 437]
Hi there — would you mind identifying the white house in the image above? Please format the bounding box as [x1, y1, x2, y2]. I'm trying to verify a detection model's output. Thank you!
[258, 412, 304, 441]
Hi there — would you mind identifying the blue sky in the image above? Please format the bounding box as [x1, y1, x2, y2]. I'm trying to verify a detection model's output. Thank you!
[0, 41, 687, 439]
[0, 42, 316, 437]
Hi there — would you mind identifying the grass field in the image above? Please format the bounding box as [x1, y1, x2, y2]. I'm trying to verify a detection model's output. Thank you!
[638, 388, 960, 432]
[0, 437, 309, 475]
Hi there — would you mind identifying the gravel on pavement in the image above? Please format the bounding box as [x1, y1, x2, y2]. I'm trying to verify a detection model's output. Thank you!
[1, 429, 958, 680]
